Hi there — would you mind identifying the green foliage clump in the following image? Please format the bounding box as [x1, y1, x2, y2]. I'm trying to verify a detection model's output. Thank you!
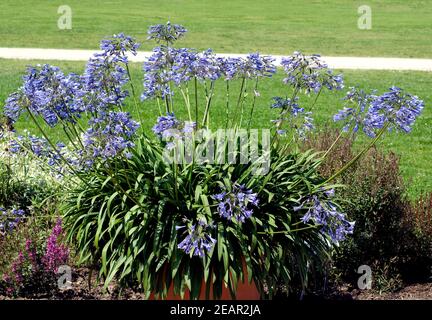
[63, 137, 336, 299]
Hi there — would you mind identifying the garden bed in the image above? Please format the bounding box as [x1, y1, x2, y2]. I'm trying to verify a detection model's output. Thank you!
[331, 283, 432, 301]
[2, 266, 430, 300]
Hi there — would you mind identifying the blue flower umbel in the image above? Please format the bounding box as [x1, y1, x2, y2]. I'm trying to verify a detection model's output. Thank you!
[83, 111, 139, 160]
[147, 21, 187, 44]
[333, 87, 377, 133]
[281, 52, 344, 94]
[152, 112, 196, 150]
[212, 184, 259, 223]
[4, 65, 84, 126]
[294, 189, 354, 245]
[271, 96, 314, 138]
[177, 220, 216, 257]
[152, 112, 180, 137]
[364, 86, 424, 136]
[334, 86, 424, 138]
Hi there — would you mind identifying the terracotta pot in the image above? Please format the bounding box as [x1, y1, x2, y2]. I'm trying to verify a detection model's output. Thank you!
[150, 263, 260, 300]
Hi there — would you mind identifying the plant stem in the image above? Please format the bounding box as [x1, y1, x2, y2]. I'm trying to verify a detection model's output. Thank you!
[322, 130, 344, 159]
[61, 126, 80, 150]
[324, 123, 389, 184]
[125, 63, 144, 131]
[225, 81, 230, 130]
[238, 78, 248, 128]
[194, 77, 198, 128]
[309, 87, 322, 112]
[231, 77, 246, 128]
[185, 84, 192, 122]
[202, 81, 215, 128]
[247, 77, 259, 130]
[25, 108, 86, 183]
[156, 98, 163, 116]
[236, 77, 246, 109]
[180, 87, 192, 122]
[258, 224, 318, 235]
[164, 95, 170, 114]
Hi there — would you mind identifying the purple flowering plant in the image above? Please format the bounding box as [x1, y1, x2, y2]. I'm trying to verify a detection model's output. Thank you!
[3, 22, 425, 299]
[2, 219, 69, 296]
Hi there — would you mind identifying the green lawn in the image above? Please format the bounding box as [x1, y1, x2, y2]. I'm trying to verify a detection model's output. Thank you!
[0, 1, 431, 57]
[0, 58, 431, 198]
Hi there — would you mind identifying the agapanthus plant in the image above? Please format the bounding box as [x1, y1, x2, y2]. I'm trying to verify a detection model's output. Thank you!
[3, 21, 425, 300]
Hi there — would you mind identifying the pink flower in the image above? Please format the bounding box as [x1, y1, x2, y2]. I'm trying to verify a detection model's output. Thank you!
[42, 219, 69, 273]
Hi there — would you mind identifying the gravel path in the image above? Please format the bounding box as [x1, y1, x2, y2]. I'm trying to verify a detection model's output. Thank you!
[0, 48, 432, 71]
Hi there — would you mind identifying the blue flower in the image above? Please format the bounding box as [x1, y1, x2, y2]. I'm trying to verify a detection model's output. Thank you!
[147, 21, 187, 44]
[177, 220, 216, 257]
[212, 184, 259, 223]
[271, 97, 303, 114]
[81, 33, 139, 112]
[10, 133, 62, 164]
[271, 97, 314, 138]
[182, 121, 197, 134]
[281, 52, 344, 94]
[141, 47, 176, 100]
[100, 33, 140, 56]
[4, 65, 85, 126]
[241, 53, 276, 78]
[83, 59, 129, 111]
[0, 208, 25, 234]
[294, 191, 354, 244]
[152, 113, 196, 143]
[363, 86, 424, 137]
[3, 92, 24, 123]
[83, 111, 139, 159]
[217, 57, 243, 80]
[152, 112, 180, 137]
[333, 87, 377, 133]
[218, 53, 276, 80]
[172, 48, 221, 83]
[8, 138, 21, 153]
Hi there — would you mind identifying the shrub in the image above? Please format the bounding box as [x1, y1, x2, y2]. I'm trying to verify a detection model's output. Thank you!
[411, 192, 432, 237]
[306, 129, 432, 290]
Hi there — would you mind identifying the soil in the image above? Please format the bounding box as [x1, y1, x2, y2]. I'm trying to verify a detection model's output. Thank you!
[352, 283, 432, 300]
[1, 267, 431, 300]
